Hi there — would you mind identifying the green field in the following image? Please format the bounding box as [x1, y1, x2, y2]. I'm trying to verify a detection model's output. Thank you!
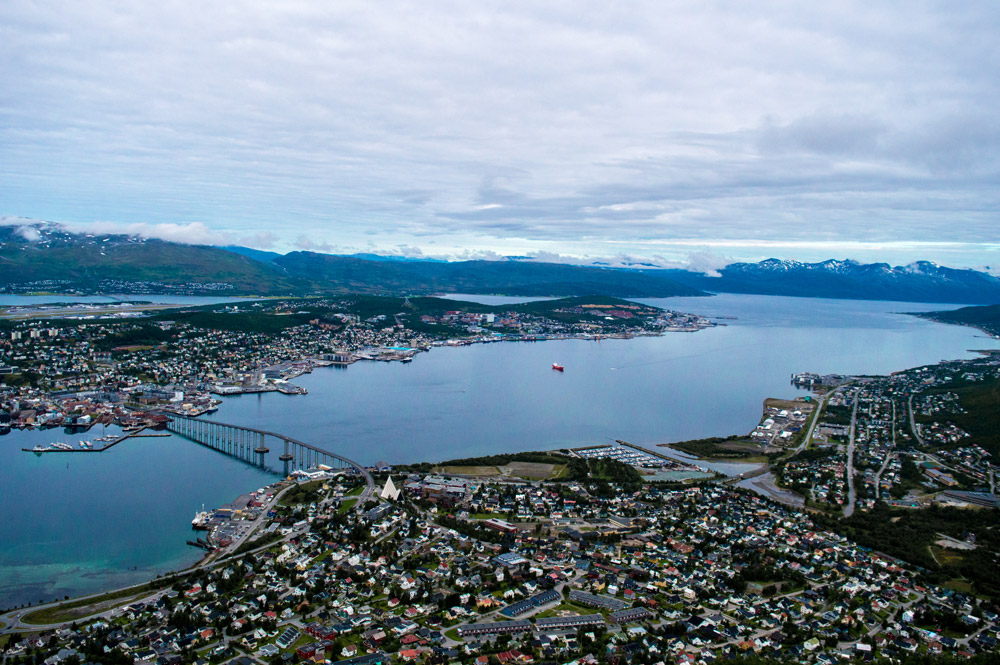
[21, 586, 153, 625]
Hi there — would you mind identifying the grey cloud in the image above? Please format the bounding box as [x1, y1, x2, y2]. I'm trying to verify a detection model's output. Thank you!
[16, 225, 42, 242]
[293, 235, 336, 253]
[1, 1, 999, 266]
[236, 231, 279, 249]
[757, 113, 888, 156]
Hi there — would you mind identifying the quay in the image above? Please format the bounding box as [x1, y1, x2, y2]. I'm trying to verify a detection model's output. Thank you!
[21, 425, 150, 454]
[209, 382, 307, 396]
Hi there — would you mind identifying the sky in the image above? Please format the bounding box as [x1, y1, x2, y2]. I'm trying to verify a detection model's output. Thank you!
[2, 1, 999, 272]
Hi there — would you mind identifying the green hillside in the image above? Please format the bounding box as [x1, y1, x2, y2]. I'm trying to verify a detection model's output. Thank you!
[917, 304, 1000, 336]
[271, 251, 703, 297]
[0, 228, 305, 294]
[0, 226, 706, 298]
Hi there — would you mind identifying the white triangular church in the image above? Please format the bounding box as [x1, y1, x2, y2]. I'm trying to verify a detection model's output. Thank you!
[380, 476, 401, 501]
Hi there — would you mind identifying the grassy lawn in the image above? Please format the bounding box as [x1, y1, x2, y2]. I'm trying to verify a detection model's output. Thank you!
[338, 499, 358, 514]
[288, 633, 313, 653]
[445, 627, 462, 641]
[21, 586, 152, 625]
[533, 600, 600, 618]
[278, 479, 326, 507]
[943, 578, 975, 595]
[346, 485, 365, 497]
[929, 545, 965, 567]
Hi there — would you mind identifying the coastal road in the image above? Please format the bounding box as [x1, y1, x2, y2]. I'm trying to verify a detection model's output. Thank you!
[843, 389, 860, 518]
[799, 386, 841, 454]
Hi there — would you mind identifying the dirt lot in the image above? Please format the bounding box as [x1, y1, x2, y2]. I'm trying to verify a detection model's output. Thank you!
[503, 461, 564, 479]
[764, 397, 815, 413]
[437, 465, 502, 476]
[435, 462, 565, 479]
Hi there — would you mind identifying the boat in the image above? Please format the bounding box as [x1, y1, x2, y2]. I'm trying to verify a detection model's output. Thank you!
[552, 363, 564, 371]
[51, 442, 74, 451]
[192, 506, 211, 530]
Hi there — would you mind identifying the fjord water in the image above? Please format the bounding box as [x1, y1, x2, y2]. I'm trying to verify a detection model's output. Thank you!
[1, 294, 997, 608]
[0, 429, 275, 609]
[218, 294, 999, 464]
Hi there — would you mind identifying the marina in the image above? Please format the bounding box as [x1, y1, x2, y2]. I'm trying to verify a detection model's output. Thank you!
[22, 425, 151, 454]
[571, 440, 717, 482]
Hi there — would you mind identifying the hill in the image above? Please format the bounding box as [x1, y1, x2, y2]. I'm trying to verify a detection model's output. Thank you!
[914, 303, 1000, 336]
[269, 251, 703, 297]
[6, 223, 1000, 303]
[0, 225, 702, 297]
[0, 227, 306, 295]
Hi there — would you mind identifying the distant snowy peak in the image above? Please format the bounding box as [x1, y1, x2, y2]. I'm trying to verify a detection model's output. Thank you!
[686, 257, 1000, 304]
[755, 258, 802, 271]
[729, 258, 981, 279]
[0, 221, 150, 248]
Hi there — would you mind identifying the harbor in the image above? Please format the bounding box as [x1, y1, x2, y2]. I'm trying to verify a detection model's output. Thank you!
[21, 425, 151, 454]
[569, 439, 717, 482]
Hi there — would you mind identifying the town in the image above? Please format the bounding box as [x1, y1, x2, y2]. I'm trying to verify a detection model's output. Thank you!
[0, 296, 715, 431]
[2, 446, 998, 664]
[2, 304, 1000, 665]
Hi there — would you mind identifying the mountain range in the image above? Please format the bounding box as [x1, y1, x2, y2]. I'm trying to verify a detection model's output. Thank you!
[657, 258, 1000, 304]
[2, 224, 1000, 304]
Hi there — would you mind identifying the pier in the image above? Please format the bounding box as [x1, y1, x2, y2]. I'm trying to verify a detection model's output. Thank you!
[22, 426, 149, 454]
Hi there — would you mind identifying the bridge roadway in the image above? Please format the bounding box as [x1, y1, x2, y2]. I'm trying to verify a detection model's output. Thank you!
[164, 414, 375, 508]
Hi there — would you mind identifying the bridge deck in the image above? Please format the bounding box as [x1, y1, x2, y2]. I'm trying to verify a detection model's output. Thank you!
[164, 414, 375, 495]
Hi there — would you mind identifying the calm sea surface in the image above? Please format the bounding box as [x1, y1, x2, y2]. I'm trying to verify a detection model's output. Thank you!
[1, 293, 997, 608]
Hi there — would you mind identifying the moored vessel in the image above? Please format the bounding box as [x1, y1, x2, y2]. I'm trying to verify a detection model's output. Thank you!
[191, 506, 211, 530]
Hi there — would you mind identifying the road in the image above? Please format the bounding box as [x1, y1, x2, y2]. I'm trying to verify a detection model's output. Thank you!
[908, 394, 925, 446]
[871, 400, 897, 496]
[843, 388, 860, 518]
[799, 388, 839, 454]
[720, 387, 841, 508]
[872, 453, 892, 499]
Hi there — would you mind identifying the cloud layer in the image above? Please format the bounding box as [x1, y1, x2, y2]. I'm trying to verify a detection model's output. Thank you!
[1, 1, 998, 267]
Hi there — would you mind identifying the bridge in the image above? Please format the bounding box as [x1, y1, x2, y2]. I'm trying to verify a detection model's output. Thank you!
[164, 414, 374, 498]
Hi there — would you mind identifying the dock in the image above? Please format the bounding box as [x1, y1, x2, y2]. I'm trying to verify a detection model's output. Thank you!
[22, 425, 150, 454]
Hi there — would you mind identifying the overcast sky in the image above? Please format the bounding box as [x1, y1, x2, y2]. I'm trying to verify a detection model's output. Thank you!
[2, 1, 998, 270]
